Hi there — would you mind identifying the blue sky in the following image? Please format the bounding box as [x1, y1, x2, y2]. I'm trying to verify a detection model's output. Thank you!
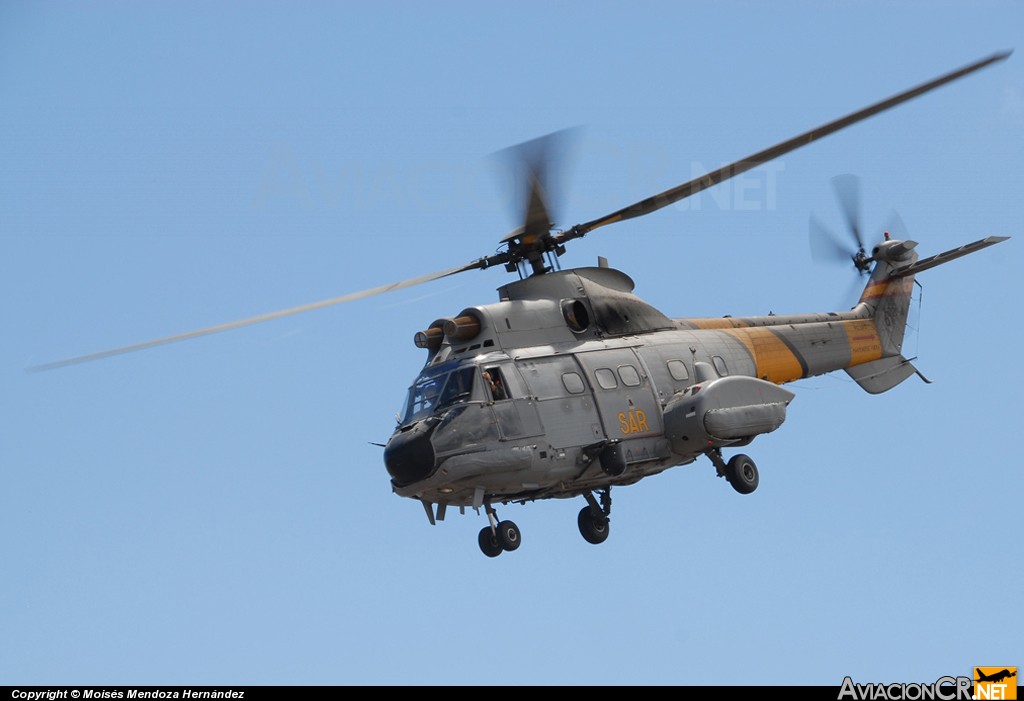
[2, 1, 1022, 687]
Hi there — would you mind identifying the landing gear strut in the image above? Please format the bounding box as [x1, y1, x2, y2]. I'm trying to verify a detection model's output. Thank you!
[578, 488, 612, 545]
[706, 448, 760, 495]
[477, 502, 521, 558]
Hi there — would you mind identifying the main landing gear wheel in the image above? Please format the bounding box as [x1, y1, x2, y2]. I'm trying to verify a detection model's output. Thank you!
[478, 502, 521, 558]
[497, 520, 521, 551]
[479, 528, 503, 556]
[726, 453, 759, 495]
[478, 526, 503, 558]
[578, 506, 610, 544]
[577, 488, 612, 545]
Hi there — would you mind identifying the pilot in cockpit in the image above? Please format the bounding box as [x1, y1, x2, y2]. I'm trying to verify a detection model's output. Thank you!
[482, 369, 506, 401]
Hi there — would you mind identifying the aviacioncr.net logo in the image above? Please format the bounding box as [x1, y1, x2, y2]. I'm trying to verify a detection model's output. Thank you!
[838, 676, 973, 700]
[974, 667, 1017, 700]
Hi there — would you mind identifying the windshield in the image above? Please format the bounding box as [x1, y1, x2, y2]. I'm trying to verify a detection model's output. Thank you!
[400, 364, 476, 425]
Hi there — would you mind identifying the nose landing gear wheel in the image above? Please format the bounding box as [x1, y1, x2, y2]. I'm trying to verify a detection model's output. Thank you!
[725, 453, 759, 494]
[478, 526, 503, 557]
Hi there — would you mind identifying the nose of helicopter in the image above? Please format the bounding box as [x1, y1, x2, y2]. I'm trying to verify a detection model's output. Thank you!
[384, 421, 437, 486]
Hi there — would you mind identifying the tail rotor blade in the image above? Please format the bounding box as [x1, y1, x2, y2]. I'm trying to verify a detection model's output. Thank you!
[841, 272, 868, 309]
[809, 213, 855, 265]
[883, 209, 910, 241]
[832, 174, 864, 252]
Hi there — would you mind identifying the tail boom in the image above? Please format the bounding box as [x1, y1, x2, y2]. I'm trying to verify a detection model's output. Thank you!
[675, 235, 1008, 393]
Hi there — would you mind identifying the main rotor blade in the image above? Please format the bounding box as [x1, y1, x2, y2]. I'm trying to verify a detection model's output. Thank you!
[493, 128, 579, 241]
[27, 261, 485, 373]
[565, 50, 1011, 240]
[523, 170, 554, 241]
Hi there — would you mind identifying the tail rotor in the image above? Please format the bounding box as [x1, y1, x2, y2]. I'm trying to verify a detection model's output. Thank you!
[809, 174, 874, 275]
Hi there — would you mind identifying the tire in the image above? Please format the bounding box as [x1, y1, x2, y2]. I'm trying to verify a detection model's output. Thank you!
[478, 526, 503, 557]
[497, 520, 521, 552]
[577, 506, 610, 545]
[726, 453, 759, 495]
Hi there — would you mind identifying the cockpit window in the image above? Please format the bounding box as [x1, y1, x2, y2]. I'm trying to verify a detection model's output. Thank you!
[403, 371, 444, 423]
[401, 365, 476, 424]
[439, 366, 476, 407]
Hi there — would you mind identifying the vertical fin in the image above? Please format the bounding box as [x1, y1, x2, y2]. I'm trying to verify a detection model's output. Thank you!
[845, 239, 919, 393]
[856, 241, 918, 357]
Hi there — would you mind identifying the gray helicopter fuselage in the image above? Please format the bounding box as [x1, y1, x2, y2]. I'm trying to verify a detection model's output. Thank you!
[383, 263, 891, 510]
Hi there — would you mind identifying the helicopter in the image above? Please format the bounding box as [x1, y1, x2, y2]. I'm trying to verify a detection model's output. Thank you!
[30, 51, 1012, 557]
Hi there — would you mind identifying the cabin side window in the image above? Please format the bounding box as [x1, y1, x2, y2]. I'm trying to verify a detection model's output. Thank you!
[712, 355, 729, 377]
[595, 367, 617, 390]
[667, 359, 689, 381]
[561, 372, 586, 394]
[618, 364, 641, 387]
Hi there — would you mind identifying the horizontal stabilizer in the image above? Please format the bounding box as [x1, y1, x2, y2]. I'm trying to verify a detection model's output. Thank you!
[846, 355, 919, 394]
[889, 236, 1009, 278]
